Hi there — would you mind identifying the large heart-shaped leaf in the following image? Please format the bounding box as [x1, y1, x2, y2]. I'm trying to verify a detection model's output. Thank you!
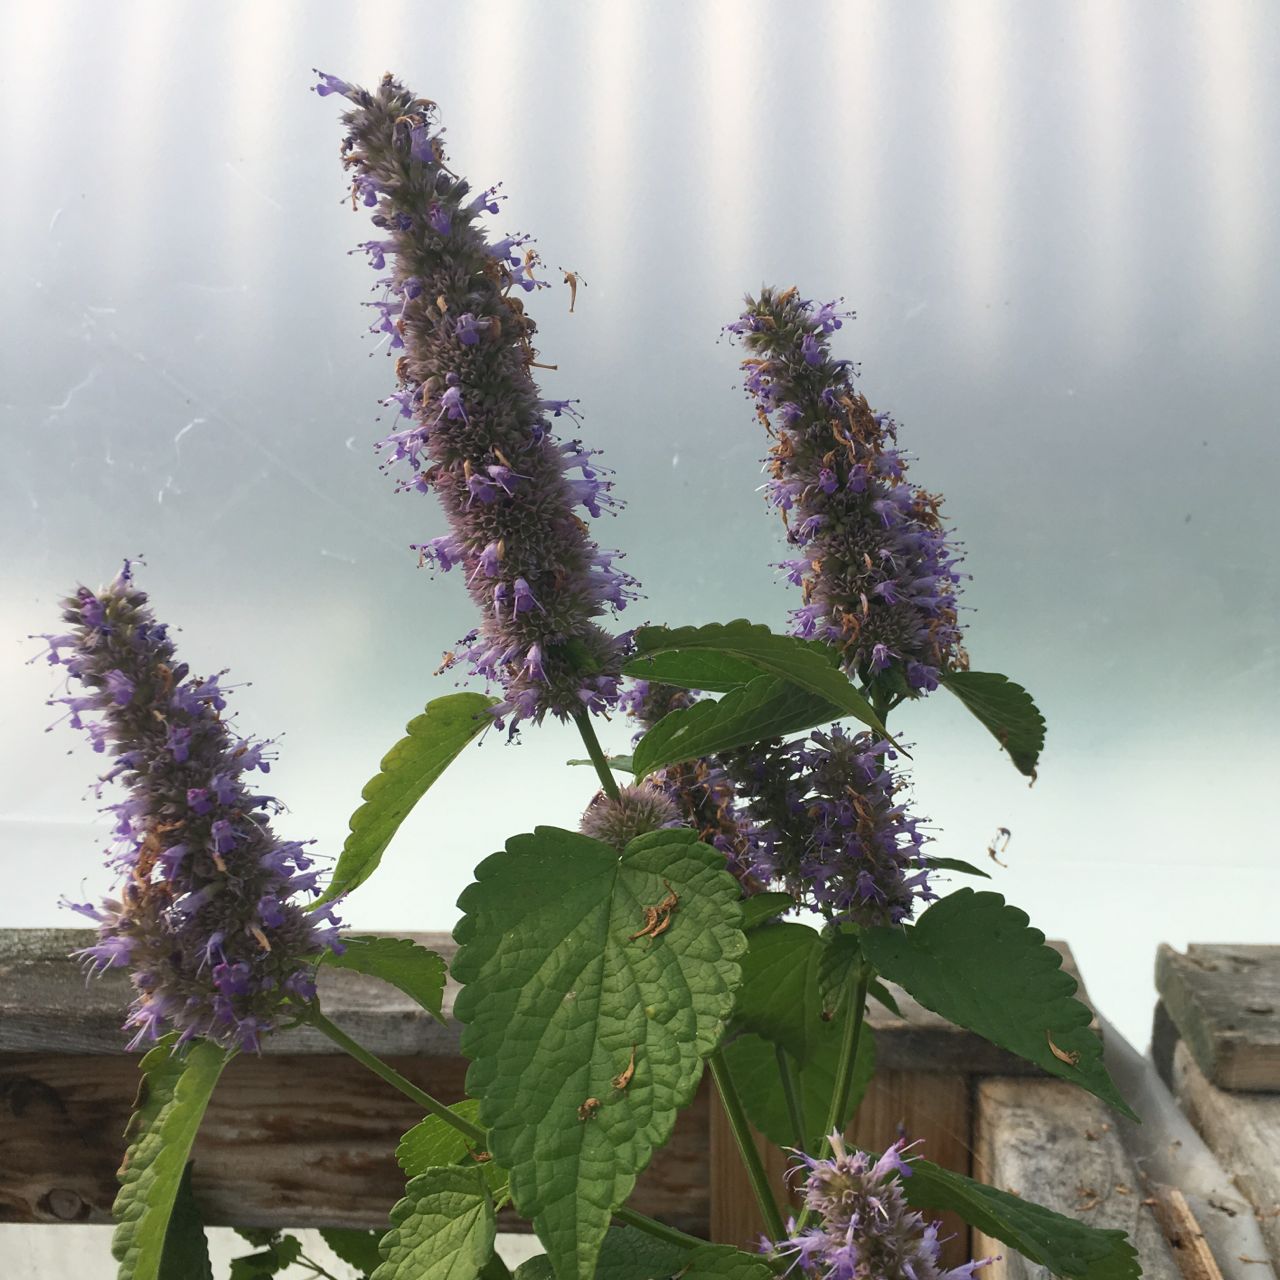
[631, 676, 837, 777]
[452, 827, 745, 1280]
[323, 936, 447, 1021]
[513, 1227, 689, 1280]
[112, 1039, 229, 1280]
[371, 1166, 495, 1280]
[940, 670, 1045, 779]
[903, 1158, 1139, 1280]
[626, 621, 885, 734]
[861, 890, 1134, 1119]
[312, 692, 495, 908]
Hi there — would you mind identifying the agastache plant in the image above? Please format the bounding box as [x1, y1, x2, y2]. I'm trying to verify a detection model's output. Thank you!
[41, 68, 1123, 1280]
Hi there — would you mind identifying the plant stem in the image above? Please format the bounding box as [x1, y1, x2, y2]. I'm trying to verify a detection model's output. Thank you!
[613, 1207, 712, 1252]
[298, 1254, 342, 1280]
[775, 1043, 808, 1154]
[819, 967, 870, 1152]
[305, 1007, 485, 1145]
[573, 709, 622, 801]
[708, 1049, 787, 1243]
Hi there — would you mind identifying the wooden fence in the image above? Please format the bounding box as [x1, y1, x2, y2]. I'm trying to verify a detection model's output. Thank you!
[2, 930, 1276, 1278]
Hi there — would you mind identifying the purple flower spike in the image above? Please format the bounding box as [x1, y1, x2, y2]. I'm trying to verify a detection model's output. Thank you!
[319, 73, 638, 732]
[38, 566, 340, 1051]
[768, 1132, 995, 1279]
[727, 287, 967, 699]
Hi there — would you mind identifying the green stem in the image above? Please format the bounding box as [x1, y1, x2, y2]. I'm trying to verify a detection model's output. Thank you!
[573, 709, 622, 801]
[820, 968, 870, 1151]
[613, 1207, 712, 1252]
[708, 1049, 787, 1242]
[306, 1007, 485, 1145]
[775, 1043, 808, 1154]
[297, 1255, 342, 1280]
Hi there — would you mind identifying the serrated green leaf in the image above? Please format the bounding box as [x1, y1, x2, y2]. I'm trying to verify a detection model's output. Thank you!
[513, 1227, 688, 1280]
[158, 1164, 211, 1280]
[323, 936, 447, 1021]
[312, 692, 496, 909]
[903, 1159, 1139, 1280]
[372, 1166, 495, 1280]
[112, 1040, 229, 1280]
[228, 1234, 302, 1280]
[739, 892, 795, 932]
[681, 1244, 775, 1280]
[861, 889, 1136, 1119]
[632, 676, 838, 777]
[924, 856, 992, 879]
[320, 1228, 383, 1275]
[729, 923, 875, 1148]
[627, 621, 886, 736]
[940, 670, 1045, 779]
[396, 1099, 508, 1199]
[622, 647, 766, 693]
[452, 826, 746, 1280]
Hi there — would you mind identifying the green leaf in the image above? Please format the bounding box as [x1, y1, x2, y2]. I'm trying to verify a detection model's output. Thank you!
[513, 1227, 688, 1280]
[940, 670, 1045, 779]
[627, 620, 887, 735]
[396, 1100, 508, 1199]
[158, 1164, 211, 1280]
[631, 676, 838, 777]
[861, 889, 1136, 1119]
[739, 891, 795, 932]
[924, 856, 992, 879]
[112, 1039, 228, 1280]
[816, 928, 861, 1019]
[866, 977, 902, 1018]
[320, 1228, 383, 1276]
[681, 1244, 775, 1280]
[323, 936, 447, 1021]
[904, 1158, 1139, 1280]
[452, 826, 746, 1280]
[312, 692, 496, 909]
[729, 923, 874, 1148]
[372, 1166, 495, 1280]
[622, 647, 766, 693]
[228, 1234, 302, 1280]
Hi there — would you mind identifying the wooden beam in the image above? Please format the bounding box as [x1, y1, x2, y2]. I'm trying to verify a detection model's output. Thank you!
[972, 1078, 1181, 1280]
[1155, 944, 1280, 1091]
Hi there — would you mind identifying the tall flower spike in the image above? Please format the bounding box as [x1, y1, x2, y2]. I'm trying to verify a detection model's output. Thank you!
[727, 288, 966, 698]
[39, 565, 340, 1051]
[316, 71, 637, 730]
[770, 1133, 994, 1280]
[727, 725, 932, 928]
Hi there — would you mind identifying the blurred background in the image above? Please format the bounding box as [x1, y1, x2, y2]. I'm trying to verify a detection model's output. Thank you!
[3, 0, 1278, 1072]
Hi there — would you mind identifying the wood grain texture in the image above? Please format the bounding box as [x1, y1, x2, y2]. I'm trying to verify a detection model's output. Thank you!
[710, 1070, 972, 1270]
[1168, 1039, 1280, 1264]
[1147, 1184, 1226, 1280]
[1156, 944, 1280, 1091]
[972, 1078, 1181, 1280]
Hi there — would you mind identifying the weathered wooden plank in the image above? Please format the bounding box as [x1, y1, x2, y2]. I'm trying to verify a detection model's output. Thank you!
[0, 1051, 711, 1233]
[972, 1078, 1181, 1280]
[1156, 944, 1280, 1091]
[1147, 1184, 1226, 1280]
[709, 1069, 972, 1270]
[1168, 1039, 1280, 1264]
[0, 929, 1085, 1075]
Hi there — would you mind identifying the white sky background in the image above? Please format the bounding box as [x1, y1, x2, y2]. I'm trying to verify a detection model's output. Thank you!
[2, 0, 1278, 1065]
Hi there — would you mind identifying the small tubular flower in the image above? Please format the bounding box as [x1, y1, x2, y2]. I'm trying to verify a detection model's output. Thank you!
[39, 566, 340, 1051]
[727, 287, 966, 698]
[727, 725, 932, 928]
[770, 1133, 994, 1280]
[317, 71, 637, 731]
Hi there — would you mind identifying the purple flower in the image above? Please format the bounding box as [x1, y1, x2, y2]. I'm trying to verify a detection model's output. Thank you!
[38, 566, 340, 1051]
[768, 1133, 995, 1280]
[727, 725, 932, 928]
[727, 287, 966, 701]
[319, 72, 637, 731]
